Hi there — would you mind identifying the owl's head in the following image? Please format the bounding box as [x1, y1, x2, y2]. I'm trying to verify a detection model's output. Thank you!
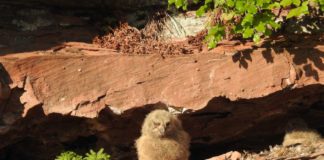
[285, 118, 308, 132]
[141, 109, 182, 137]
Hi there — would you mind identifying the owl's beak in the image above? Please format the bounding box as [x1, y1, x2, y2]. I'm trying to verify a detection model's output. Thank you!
[159, 127, 165, 135]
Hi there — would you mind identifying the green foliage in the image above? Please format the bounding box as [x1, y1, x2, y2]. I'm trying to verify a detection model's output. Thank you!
[168, 0, 189, 10]
[55, 149, 110, 160]
[168, 0, 323, 48]
[286, 1, 309, 19]
[84, 149, 111, 160]
[205, 24, 225, 48]
[55, 151, 83, 160]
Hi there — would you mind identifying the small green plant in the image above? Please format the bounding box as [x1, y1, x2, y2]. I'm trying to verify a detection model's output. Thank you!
[55, 151, 83, 160]
[55, 148, 110, 160]
[84, 149, 111, 160]
[168, 0, 324, 48]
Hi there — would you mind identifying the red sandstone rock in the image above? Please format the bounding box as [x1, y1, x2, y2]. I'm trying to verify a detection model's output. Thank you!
[1, 37, 323, 118]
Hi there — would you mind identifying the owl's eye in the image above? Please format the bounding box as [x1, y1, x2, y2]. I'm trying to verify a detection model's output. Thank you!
[153, 122, 160, 126]
[166, 122, 170, 127]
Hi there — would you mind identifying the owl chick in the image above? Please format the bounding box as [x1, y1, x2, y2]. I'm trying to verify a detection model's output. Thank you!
[282, 118, 322, 147]
[135, 109, 190, 160]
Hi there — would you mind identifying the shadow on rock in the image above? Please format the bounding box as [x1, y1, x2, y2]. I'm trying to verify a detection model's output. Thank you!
[232, 34, 324, 81]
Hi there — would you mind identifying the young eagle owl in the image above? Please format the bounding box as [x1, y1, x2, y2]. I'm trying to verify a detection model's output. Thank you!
[135, 109, 190, 160]
[282, 118, 322, 147]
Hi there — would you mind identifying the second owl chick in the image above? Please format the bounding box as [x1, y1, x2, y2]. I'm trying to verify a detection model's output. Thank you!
[282, 118, 322, 147]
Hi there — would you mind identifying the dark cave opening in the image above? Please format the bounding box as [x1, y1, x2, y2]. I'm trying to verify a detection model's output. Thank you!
[0, 85, 323, 160]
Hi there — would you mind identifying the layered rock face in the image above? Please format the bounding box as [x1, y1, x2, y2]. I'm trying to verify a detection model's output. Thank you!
[2, 41, 324, 117]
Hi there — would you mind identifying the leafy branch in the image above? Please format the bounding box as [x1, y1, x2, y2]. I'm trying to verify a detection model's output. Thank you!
[168, 0, 324, 48]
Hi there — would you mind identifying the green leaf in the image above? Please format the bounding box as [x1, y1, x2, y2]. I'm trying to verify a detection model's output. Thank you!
[98, 148, 104, 154]
[175, 0, 186, 8]
[241, 14, 254, 27]
[208, 39, 217, 49]
[247, 0, 256, 5]
[196, 5, 208, 16]
[205, 24, 225, 49]
[280, 0, 293, 7]
[215, 34, 224, 42]
[256, 0, 264, 7]
[257, 0, 272, 8]
[235, 0, 246, 13]
[287, 1, 309, 19]
[255, 22, 266, 32]
[264, 28, 272, 36]
[208, 27, 218, 35]
[257, 11, 274, 23]
[227, 0, 235, 7]
[205, 0, 213, 4]
[168, 0, 188, 9]
[243, 27, 254, 38]
[253, 34, 261, 43]
[221, 12, 235, 21]
[205, 34, 214, 42]
[233, 25, 244, 33]
[84, 148, 110, 160]
[168, 0, 176, 4]
[193, 0, 201, 3]
[247, 5, 258, 14]
[318, 0, 324, 11]
[269, 20, 281, 30]
[319, 0, 324, 5]
[292, 0, 301, 6]
[214, 0, 225, 6]
[55, 151, 83, 160]
[267, 2, 281, 9]
[301, 1, 309, 9]
[182, 4, 188, 10]
[208, 25, 225, 35]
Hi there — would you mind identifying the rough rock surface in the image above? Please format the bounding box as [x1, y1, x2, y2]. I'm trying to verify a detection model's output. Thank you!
[1, 36, 324, 117]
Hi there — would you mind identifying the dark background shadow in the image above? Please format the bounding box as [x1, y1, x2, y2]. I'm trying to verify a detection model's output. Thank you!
[0, 63, 13, 117]
[0, 0, 168, 55]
